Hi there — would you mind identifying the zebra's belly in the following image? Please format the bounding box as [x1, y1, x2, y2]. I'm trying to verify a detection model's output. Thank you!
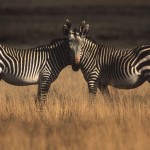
[108, 75, 145, 89]
[2, 73, 39, 86]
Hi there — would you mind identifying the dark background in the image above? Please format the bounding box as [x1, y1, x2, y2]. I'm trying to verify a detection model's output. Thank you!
[0, 0, 150, 48]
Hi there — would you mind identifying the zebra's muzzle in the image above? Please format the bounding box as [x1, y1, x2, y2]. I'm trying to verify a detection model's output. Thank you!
[75, 56, 80, 64]
[72, 63, 80, 71]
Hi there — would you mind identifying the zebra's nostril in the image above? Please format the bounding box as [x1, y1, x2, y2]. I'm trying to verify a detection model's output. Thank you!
[75, 56, 80, 64]
[72, 63, 80, 71]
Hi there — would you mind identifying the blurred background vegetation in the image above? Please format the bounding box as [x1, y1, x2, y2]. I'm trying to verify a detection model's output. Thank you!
[0, 0, 150, 48]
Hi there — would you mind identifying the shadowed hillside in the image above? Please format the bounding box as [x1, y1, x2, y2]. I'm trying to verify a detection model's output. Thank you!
[0, 5, 150, 48]
[1, 0, 150, 7]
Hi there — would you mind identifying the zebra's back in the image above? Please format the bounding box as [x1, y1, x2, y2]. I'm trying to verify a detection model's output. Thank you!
[0, 44, 48, 85]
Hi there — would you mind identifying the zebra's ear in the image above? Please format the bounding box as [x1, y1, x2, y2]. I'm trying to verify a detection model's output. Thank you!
[63, 19, 72, 36]
[79, 21, 89, 38]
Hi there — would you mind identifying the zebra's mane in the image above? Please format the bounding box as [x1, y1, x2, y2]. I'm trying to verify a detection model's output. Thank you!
[85, 36, 98, 45]
[49, 37, 68, 45]
[85, 36, 108, 48]
[0, 38, 68, 52]
[84, 37, 135, 55]
[85, 36, 134, 50]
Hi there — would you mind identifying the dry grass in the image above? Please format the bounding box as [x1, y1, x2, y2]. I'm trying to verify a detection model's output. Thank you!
[0, 66, 150, 150]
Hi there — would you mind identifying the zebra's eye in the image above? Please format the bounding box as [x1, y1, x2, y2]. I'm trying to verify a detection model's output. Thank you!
[69, 42, 74, 48]
[69, 41, 73, 45]
[69, 39, 74, 44]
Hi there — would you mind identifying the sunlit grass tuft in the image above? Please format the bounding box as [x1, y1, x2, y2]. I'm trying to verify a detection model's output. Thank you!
[0, 67, 150, 150]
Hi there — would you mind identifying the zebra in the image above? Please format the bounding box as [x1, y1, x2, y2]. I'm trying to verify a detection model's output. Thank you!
[63, 20, 150, 103]
[0, 31, 79, 109]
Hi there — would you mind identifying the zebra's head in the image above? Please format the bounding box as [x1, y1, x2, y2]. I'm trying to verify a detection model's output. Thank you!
[63, 20, 89, 65]
[62, 19, 80, 71]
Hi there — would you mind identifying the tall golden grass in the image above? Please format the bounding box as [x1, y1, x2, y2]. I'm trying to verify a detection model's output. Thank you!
[0, 67, 150, 150]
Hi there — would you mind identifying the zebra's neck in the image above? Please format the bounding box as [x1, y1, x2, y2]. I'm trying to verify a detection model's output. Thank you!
[0, 38, 70, 73]
[48, 38, 70, 68]
[80, 38, 133, 73]
[79, 38, 99, 72]
[82, 38, 99, 57]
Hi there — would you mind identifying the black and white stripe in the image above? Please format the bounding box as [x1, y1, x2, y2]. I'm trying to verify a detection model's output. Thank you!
[71, 37, 150, 101]
[0, 38, 76, 108]
[63, 20, 150, 102]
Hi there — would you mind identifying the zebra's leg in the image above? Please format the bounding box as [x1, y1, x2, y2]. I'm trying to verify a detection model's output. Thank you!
[0, 74, 2, 80]
[147, 78, 150, 83]
[142, 72, 150, 83]
[87, 80, 98, 106]
[36, 76, 51, 110]
[0, 67, 2, 80]
[98, 83, 112, 102]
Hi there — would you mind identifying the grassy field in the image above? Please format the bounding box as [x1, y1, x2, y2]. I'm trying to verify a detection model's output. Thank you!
[0, 67, 150, 150]
[0, 2, 150, 150]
